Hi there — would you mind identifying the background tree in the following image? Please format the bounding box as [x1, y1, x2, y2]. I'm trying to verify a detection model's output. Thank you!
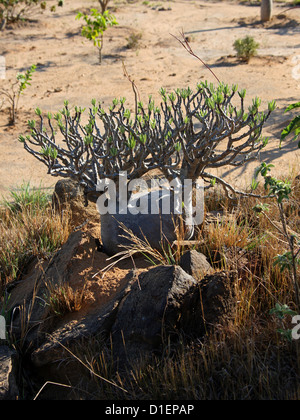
[98, 0, 110, 14]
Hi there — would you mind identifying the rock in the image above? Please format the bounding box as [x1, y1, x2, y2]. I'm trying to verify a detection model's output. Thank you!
[180, 270, 238, 336]
[179, 250, 214, 279]
[0, 346, 19, 400]
[53, 179, 85, 205]
[52, 179, 99, 227]
[9, 230, 85, 350]
[111, 265, 198, 365]
[30, 277, 133, 368]
[31, 266, 198, 369]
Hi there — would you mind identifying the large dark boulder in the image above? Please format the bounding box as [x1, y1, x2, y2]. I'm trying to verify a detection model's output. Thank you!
[0, 346, 19, 400]
[180, 270, 238, 336]
[111, 265, 198, 364]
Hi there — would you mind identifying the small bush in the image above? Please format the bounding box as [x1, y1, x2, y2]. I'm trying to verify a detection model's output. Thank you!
[126, 31, 142, 50]
[233, 36, 260, 63]
[0, 0, 63, 25]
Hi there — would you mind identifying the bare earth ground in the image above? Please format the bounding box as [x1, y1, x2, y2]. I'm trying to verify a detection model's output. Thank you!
[0, 0, 300, 197]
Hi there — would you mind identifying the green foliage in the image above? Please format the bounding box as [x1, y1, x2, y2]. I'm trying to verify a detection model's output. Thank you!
[2, 182, 50, 213]
[76, 9, 118, 64]
[270, 303, 297, 320]
[274, 251, 300, 273]
[255, 162, 292, 203]
[0, 0, 64, 24]
[280, 102, 300, 147]
[270, 303, 297, 342]
[0, 64, 36, 125]
[233, 36, 260, 63]
[17, 64, 36, 94]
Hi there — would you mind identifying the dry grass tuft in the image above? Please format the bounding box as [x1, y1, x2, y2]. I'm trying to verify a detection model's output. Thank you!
[0, 184, 72, 295]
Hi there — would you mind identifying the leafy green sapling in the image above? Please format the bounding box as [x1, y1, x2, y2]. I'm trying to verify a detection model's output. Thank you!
[254, 162, 300, 310]
[0, 64, 36, 125]
[76, 9, 118, 64]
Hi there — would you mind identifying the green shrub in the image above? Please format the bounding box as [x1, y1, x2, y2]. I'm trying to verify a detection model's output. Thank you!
[233, 36, 260, 63]
[0, 0, 64, 24]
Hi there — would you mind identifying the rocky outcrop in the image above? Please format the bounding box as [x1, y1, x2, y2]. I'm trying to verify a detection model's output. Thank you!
[0, 346, 19, 400]
[6, 225, 238, 392]
[52, 179, 99, 228]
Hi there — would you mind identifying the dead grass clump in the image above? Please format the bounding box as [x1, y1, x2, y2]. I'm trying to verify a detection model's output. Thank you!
[45, 282, 88, 318]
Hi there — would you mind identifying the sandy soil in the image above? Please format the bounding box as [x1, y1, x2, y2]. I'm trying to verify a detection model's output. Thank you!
[0, 0, 300, 198]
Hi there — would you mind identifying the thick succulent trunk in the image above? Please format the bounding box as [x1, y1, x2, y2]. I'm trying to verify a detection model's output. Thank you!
[261, 0, 273, 22]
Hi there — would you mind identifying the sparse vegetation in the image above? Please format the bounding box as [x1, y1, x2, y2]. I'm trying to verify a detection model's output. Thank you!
[45, 281, 88, 318]
[126, 31, 143, 49]
[233, 36, 260, 63]
[0, 0, 64, 26]
[0, 184, 72, 296]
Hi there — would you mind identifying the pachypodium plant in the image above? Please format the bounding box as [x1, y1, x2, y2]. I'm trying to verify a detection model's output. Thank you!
[261, 0, 273, 22]
[76, 9, 118, 64]
[20, 81, 275, 207]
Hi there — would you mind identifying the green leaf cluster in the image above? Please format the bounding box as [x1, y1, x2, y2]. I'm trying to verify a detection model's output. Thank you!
[280, 102, 300, 147]
[233, 36, 260, 63]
